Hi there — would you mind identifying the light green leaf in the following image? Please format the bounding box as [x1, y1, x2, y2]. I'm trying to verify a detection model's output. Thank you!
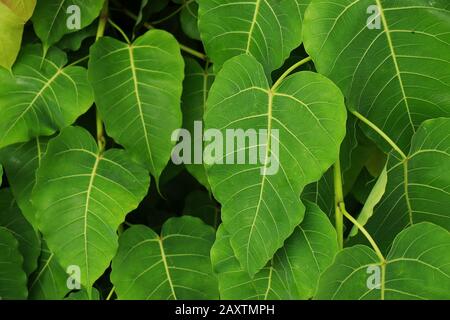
[212, 201, 339, 299]
[0, 189, 40, 276]
[349, 164, 387, 238]
[198, 0, 309, 75]
[363, 118, 450, 251]
[88, 29, 184, 182]
[316, 222, 450, 299]
[181, 58, 214, 190]
[303, 0, 450, 151]
[111, 216, 219, 300]
[32, 126, 151, 291]
[0, 0, 36, 69]
[204, 54, 346, 276]
[28, 242, 71, 300]
[0, 137, 49, 228]
[0, 44, 93, 149]
[31, 0, 104, 50]
[0, 227, 28, 300]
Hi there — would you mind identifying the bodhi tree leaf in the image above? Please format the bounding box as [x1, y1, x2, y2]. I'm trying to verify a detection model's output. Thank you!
[204, 54, 346, 276]
[28, 242, 71, 300]
[88, 29, 184, 183]
[32, 126, 150, 292]
[0, 137, 49, 228]
[211, 202, 338, 299]
[183, 190, 219, 228]
[0, 227, 28, 300]
[0, 44, 93, 149]
[316, 222, 450, 299]
[111, 216, 219, 300]
[302, 169, 334, 218]
[0, 0, 36, 69]
[180, 1, 200, 40]
[303, 0, 450, 152]
[31, 0, 105, 51]
[362, 118, 450, 252]
[180, 58, 214, 190]
[198, 0, 309, 75]
[0, 189, 40, 276]
[65, 288, 100, 300]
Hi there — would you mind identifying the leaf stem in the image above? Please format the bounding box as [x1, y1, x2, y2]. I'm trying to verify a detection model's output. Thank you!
[339, 202, 385, 263]
[271, 56, 312, 91]
[106, 286, 115, 300]
[108, 18, 131, 43]
[333, 160, 344, 249]
[118, 4, 207, 61]
[151, 0, 193, 25]
[67, 55, 90, 67]
[350, 110, 407, 160]
[96, 0, 109, 41]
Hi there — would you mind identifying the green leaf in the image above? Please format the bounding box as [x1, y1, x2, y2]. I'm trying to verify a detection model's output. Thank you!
[57, 21, 97, 51]
[303, 0, 450, 151]
[28, 242, 71, 300]
[211, 202, 338, 299]
[183, 190, 219, 228]
[302, 169, 334, 218]
[363, 118, 450, 251]
[316, 222, 450, 299]
[0, 0, 36, 69]
[0, 189, 40, 276]
[0, 137, 49, 228]
[181, 58, 214, 190]
[32, 126, 151, 291]
[65, 288, 100, 300]
[0, 227, 28, 299]
[111, 216, 219, 300]
[180, 1, 200, 40]
[88, 29, 184, 182]
[31, 0, 104, 50]
[198, 0, 309, 75]
[204, 54, 346, 276]
[0, 44, 93, 149]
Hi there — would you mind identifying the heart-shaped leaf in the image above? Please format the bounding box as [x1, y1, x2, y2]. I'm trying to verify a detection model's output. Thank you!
[317, 222, 450, 299]
[111, 216, 219, 300]
[204, 54, 346, 276]
[88, 29, 184, 182]
[303, 0, 450, 151]
[0, 44, 93, 149]
[32, 126, 150, 292]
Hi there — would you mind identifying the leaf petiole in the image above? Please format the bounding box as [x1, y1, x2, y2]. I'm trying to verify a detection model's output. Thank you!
[271, 56, 312, 91]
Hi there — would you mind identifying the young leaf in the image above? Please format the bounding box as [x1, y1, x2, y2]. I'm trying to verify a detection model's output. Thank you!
[31, 0, 105, 51]
[204, 54, 346, 276]
[211, 202, 339, 299]
[0, 0, 36, 69]
[88, 29, 184, 182]
[303, 0, 450, 151]
[0, 227, 28, 299]
[316, 222, 450, 299]
[32, 126, 151, 291]
[0, 137, 49, 228]
[181, 58, 214, 190]
[0, 45, 93, 149]
[111, 216, 219, 300]
[0, 189, 41, 276]
[28, 242, 71, 300]
[198, 0, 308, 75]
[362, 118, 450, 251]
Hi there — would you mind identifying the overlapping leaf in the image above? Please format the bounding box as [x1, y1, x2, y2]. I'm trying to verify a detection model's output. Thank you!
[111, 216, 219, 300]
[32, 126, 150, 292]
[88, 29, 184, 182]
[198, 0, 309, 75]
[204, 54, 346, 276]
[317, 222, 450, 299]
[211, 202, 338, 299]
[31, 0, 104, 50]
[0, 44, 93, 149]
[303, 0, 450, 152]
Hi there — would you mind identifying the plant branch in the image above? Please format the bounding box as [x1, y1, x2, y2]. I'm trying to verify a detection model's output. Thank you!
[272, 56, 312, 91]
[333, 160, 344, 249]
[350, 110, 407, 160]
[106, 286, 115, 300]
